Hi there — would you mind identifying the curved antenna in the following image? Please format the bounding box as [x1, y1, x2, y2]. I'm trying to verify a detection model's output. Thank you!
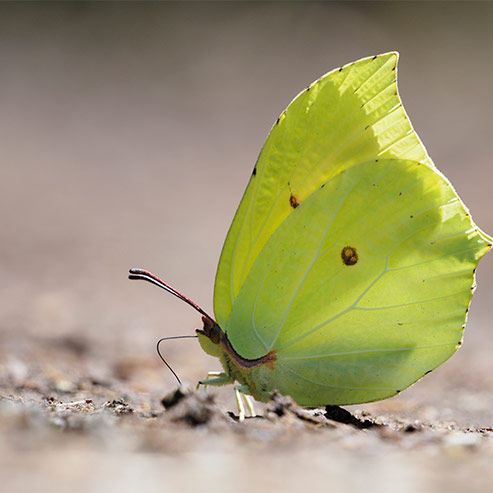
[156, 335, 198, 385]
[128, 268, 214, 321]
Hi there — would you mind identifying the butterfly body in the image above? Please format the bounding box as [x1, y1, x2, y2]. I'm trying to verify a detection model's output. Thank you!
[197, 316, 275, 403]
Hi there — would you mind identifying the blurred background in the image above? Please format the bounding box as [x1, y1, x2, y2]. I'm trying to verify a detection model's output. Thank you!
[1, 2, 492, 492]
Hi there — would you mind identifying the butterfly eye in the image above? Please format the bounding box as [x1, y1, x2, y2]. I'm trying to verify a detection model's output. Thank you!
[209, 324, 222, 345]
[200, 315, 222, 344]
[341, 246, 359, 266]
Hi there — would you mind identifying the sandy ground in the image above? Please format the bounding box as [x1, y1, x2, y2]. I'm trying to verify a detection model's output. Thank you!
[3, 338, 493, 493]
[1, 4, 493, 492]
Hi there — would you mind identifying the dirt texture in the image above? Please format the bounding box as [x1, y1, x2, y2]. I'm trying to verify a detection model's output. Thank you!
[2, 336, 493, 493]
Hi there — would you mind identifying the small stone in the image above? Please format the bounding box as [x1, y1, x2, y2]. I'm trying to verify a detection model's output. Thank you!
[443, 432, 481, 451]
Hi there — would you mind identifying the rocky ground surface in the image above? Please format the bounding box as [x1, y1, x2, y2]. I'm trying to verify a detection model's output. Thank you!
[2, 334, 493, 493]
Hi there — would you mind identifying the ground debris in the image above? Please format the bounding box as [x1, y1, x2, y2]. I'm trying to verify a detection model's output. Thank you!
[161, 387, 188, 409]
[161, 386, 227, 427]
[325, 405, 377, 429]
[265, 392, 331, 427]
[401, 421, 424, 433]
[103, 398, 134, 414]
[2, 345, 493, 457]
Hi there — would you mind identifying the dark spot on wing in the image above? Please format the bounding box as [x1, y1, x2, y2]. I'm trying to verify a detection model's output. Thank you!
[341, 246, 358, 266]
[289, 194, 300, 209]
[410, 215, 414, 219]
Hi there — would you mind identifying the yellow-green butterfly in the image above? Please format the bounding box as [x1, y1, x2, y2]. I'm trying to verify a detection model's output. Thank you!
[130, 52, 491, 419]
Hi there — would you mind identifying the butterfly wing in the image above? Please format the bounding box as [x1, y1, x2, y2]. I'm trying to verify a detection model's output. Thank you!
[225, 158, 491, 405]
[214, 52, 434, 328]
[212, 52, 491, 405]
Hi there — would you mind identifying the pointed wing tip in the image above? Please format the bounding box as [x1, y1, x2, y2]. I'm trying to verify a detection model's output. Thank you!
[377, 51, 399, 59]
[352, 52, 399, 70]
[376, 51, 399, 66]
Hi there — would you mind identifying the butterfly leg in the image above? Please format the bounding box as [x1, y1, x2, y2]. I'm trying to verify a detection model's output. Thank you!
[197, 371, 233, 389]
[197, 374, 256, 422]
[234, 385, 256, 421]
[234, 387, 247, 422]
[243, 394, 256, 418]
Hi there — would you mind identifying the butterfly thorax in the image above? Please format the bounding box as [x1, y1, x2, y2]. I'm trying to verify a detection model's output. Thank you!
[196, 316, 277, 402]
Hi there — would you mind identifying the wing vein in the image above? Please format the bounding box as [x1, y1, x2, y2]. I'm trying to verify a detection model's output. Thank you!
[279, 342, 458, 361]
[354, 289, 467, 311]
[280, 363, 396, 391]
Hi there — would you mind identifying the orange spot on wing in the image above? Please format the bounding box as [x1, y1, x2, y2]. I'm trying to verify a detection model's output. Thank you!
[341, 246, 359, 266]
[289, 195, 300, 208]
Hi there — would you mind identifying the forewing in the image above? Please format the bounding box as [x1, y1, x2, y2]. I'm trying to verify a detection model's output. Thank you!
[225, 159, 491, 405]
[214, 52, 433, 326]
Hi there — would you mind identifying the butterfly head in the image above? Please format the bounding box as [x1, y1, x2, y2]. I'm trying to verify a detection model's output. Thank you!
[196, 316, 224, 357]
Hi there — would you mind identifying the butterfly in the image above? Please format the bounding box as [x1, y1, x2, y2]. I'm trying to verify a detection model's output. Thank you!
[130, 52, 491, 420]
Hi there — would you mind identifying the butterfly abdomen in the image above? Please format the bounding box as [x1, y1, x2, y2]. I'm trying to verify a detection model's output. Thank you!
[219, 337, 278, 402]
[197, 316, 279, 401]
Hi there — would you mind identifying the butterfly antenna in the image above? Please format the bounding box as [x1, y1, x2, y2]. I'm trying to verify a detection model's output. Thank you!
[156, 335, 198, 385]
[128, 268, 215, 321]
